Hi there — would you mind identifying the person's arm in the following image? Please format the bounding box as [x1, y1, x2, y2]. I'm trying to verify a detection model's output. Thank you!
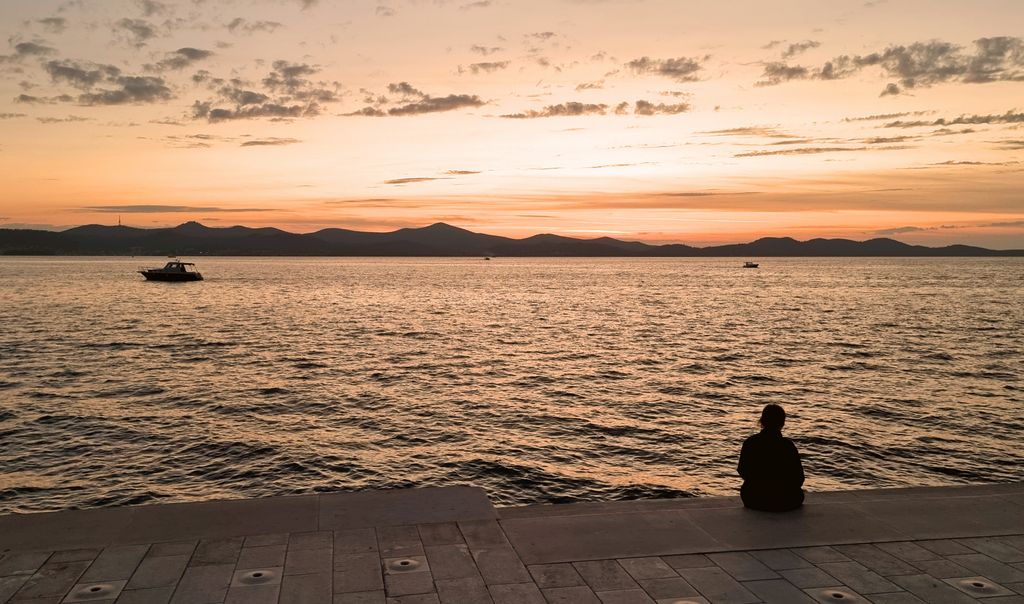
[789, 441, 805, 488]
[738, 439, 750, 479]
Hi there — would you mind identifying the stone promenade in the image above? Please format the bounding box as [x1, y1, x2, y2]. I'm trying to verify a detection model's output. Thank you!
[1, 483, 1022, 603]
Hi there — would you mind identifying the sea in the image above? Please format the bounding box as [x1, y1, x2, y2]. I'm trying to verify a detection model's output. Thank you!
[0, 256, 1021, 513]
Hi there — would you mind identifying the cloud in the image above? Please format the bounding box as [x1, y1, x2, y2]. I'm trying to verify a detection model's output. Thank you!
[842, 111, 929, 122]
[147, 47, 213, 71]
[387, 81, 424, 98]
[39, 58, 172, 105]
[626, 55, 707, 82]
[14, 42, 57, 57]
[37, 17, 67, 33]
[15, 93, 66, 104]
[735, 145, 911, 157]
[262, 61, 338, 102]
[163, 133, 233, 148]
[193, 100, 316, 122]
[879, 83, 900, 96]
[383, 177, 451, 184]
[192, 60, 340, 121]
[460, 61, 510, 74]
[460, 1, 491, 10]
[376, 5, 396, 17]
[929, 160, 1020, 166]
[44, 59, 119, 88]
[575, 81, 603, 91]
[115, 18, 158, 47]
[632, 100, 690, 115]
[445, 170, 480, 175]
[347, 85, 485, 116]
[884, 110, 1024, 128]
[36, 115, 90, 123]
[873, 219, 1024, 236]
[83, 205, 266, 213]
[757, 36, 1024, 94]
[863, 136, 916, 144]
[79, 76, 173, 105]
[470, 45, 503, 55]
[781, 40, 820, 59]
[226, 18, 283, 35]
[526, 32, 557, 42]
[240, 137, 301, 147]
[501, 102, 608, 118]
[0, 113, 26, 119]
[388, 94, 485, 115]
[698, 126, 799, 138]
[345, 106, 386, 117]
[874, 226, 926, 235]
[217, 87, 269, 106]
[656, 191, 753, 198]
[756, 62, 811, 86]
[135, 0, 169, 17]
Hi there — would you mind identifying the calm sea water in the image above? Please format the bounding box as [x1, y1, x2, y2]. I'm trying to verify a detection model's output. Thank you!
[0, 256, 1021, 513]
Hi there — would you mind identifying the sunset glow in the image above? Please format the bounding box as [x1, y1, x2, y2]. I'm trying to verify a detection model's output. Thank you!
[1, 0, 1022, 247]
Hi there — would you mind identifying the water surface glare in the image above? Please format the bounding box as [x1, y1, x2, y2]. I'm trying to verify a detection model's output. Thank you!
[0, 256, 1021, 513]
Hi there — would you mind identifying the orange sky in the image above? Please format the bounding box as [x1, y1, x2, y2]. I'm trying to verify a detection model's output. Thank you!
[0, 0, 1022, 247]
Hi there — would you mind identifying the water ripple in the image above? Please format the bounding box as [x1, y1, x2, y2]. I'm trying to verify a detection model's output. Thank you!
[0, 256, 1021, 512]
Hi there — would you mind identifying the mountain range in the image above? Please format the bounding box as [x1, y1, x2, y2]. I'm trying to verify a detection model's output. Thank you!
[0, 221, 1021, 256]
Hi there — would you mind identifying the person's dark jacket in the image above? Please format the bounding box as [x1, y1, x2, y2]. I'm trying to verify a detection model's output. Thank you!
[737, 428, 805, 511]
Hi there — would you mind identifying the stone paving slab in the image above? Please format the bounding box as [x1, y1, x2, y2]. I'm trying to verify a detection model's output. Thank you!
[0, 483, 1021, 603]
[502, 485, 1024, 564]
[320, 488, 495, 531]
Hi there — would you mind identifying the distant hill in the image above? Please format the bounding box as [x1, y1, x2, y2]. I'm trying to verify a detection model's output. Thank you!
[1, 221, 1021, 256]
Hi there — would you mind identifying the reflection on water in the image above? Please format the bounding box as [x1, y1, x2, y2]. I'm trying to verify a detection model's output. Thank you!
[0, 256, 1021, 512]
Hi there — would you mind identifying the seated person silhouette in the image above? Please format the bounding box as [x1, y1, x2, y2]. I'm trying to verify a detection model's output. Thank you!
[737, 404, 805, 511]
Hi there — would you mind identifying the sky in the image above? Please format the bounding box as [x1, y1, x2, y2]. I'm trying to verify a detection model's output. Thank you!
[0, 0, 1022, 247]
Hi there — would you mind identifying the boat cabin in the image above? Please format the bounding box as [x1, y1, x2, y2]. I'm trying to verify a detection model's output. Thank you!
[161, 261, 199, 273]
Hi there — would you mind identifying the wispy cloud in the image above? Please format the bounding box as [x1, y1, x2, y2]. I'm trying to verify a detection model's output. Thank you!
[459, 61, 510, 74]
[757, 36, 1024, 95]
[226, 18, 283, 35]
[113, 18, 158, 47]
[346, 83, 485, 117]
[502, 102, 608, 118]
[146, 47, 213, 71]
[82, 205, 267, 213]
[383, 177, 452, 184]
[735, 145, 912, 157]
[36, 115, 90, 123]
[630, 100, 691, 115]
[884, 110, 1024, 128]
[37, 17, 67, 34]
[470, 45, 503, 56]
[698, 126, 800, 138]
[842, 111, 931, 122]
[626, 55, 708, 82]
[781, 40, 820, 59]
[240, 137, 301, 147]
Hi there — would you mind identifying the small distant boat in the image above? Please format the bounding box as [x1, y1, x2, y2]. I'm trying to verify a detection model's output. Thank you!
[138, 259, 203, 281]
[743, 261, 759, 268]
[484, 257, 491, 261]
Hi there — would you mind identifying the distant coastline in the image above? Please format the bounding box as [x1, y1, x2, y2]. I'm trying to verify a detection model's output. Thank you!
[1, 221, 1022, 257]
